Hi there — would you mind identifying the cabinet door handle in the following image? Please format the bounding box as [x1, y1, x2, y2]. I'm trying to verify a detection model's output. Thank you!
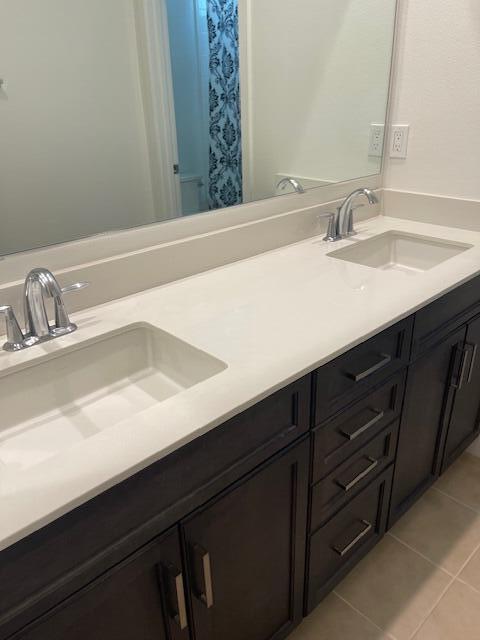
[193, 545, 214, 609]
[333, 520, 373, 557]
[336, 457, 379, 492]
[340, 409, 385, 441]
[163, 565, 189, 631]
[347, 353, 392, 383]
[452, 347, 469, 391]
[467, 343, 478, 384]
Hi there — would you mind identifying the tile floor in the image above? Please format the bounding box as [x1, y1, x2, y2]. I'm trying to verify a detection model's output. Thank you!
[290, 453, 480, 640]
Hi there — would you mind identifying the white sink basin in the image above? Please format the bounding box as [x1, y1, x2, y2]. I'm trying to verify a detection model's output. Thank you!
[328, 231, 473, 273]
[0, 324, 227, 472]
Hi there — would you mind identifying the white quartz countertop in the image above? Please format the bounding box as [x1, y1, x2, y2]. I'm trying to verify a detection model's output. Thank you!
[2, 215, 480, 551]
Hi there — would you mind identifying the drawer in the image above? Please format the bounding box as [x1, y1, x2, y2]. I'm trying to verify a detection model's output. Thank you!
[0, 376, 311, 639]
[314, 317, 413, 423]
[306, 466, 393, 613]
[312, 372, 406, 483]
[413, 274, 480, 357]
[310, 420, 399, 531]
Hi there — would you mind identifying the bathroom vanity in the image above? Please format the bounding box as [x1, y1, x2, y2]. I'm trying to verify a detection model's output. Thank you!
[2, 0, 475, 637]
[2, 216, 480, 640]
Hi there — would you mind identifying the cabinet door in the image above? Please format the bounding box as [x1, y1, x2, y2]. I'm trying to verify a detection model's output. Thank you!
[182, 439, 309, 640]
[443, 315, 480, 469]
[389, 327, 466, 527]
[14, 529, 189, 640]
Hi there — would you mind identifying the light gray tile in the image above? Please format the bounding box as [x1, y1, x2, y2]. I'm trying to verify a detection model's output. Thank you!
[414, 580, 480, 639]
[289, 592, 389, 640]
[458, 546, 480, 591]
[435, 453, 480, 512]
[391, 488, 480, 573]
[336, 535, 451, 640]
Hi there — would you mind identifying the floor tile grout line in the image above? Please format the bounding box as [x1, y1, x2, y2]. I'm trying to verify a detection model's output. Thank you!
[431, 485, 480, 515]
[407, 574, 456, 640]
[408, 529, 480, 638]
[453, 535, 480, 579]
[327, 456, 480, 640]
[333, 591, 397, 639]
[335, 530, 466, 640]
[455, 575, 480, 596]
[386, 532, 455, 577]
[389, 482, 480, 575]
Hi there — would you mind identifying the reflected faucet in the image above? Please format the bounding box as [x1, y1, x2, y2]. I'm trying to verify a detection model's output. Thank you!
[323, 188, 379, 242]
[277, 177, 306, 194]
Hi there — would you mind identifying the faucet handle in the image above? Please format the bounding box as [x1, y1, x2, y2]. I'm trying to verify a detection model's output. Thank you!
[51, 281, 90, 336]
[0, 305, 25, 352]
[61, 281, 90, 295]
[347, 204, 366, 236]
[318, 212, 342, 243]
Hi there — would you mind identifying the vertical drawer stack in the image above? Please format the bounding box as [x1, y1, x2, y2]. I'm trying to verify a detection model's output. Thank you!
[306, 318, 413, 613]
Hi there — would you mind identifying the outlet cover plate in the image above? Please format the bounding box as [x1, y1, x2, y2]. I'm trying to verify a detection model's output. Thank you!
[390, 124, 410, 159]
[368, 124, 385, 157]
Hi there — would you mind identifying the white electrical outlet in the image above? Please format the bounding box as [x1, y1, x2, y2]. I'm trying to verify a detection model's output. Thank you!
[390, 125, 410, 159]
[368, 124, 385, 157]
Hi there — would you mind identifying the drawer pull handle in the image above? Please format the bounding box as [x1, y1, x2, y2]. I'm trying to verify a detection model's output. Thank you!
[333, 520, 373, 557]
[340, 410, 385, 441]
[347, 353, 392, 383]
[193, 545, 214, 609]
[336, 457, 379, 492]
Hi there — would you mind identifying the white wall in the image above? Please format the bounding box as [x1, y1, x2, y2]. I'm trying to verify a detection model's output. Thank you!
[0, 0, 155, 255]
[385, 0, 480, 200]
[241, 0, 396, 202]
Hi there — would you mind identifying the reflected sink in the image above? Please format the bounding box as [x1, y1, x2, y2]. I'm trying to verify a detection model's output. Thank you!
[0, 324, 227, 472]
[328, 231, 473, 273]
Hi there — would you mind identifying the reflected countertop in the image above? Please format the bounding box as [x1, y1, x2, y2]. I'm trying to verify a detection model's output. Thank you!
[1, 215, 480, 551]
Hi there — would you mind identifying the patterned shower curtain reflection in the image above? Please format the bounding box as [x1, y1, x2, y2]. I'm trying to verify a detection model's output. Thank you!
[207, 0, 243, 210]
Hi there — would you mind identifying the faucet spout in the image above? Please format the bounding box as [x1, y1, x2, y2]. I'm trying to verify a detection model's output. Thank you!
[23, 268, 78, 340]
[337, 188, 379, 238]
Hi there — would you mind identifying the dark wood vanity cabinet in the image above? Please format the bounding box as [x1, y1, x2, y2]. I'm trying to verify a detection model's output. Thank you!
[313, 318, 413, 424]
[10, 440, 309, 640]
[442, 314, 480, 470]
[389, 327, 466, 525]
[306, 325, 409, 613]
[0, 377, 310, 640]
[12, 528, 188, 640]
[307, 467, 393, 613]
[182, 439, 309, 640]
[5, 275, 480, 640]
[390, 281, 480, 527]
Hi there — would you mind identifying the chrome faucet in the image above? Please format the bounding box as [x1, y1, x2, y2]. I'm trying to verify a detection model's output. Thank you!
[0, 268, 89, 352]
[323, 188, 379, 242]
[277, 177, 306, 194]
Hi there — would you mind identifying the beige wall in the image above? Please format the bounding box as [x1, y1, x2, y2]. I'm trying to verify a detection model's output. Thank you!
[242, 0, 396, 201]
[0, 0, 155, 255]
[385, 0, 480, 200]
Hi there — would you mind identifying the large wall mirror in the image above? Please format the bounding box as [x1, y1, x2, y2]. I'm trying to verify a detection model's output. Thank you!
[0, 0, 397, 256]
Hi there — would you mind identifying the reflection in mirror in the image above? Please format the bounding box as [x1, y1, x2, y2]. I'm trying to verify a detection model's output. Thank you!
[0, 0, 397, 256]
